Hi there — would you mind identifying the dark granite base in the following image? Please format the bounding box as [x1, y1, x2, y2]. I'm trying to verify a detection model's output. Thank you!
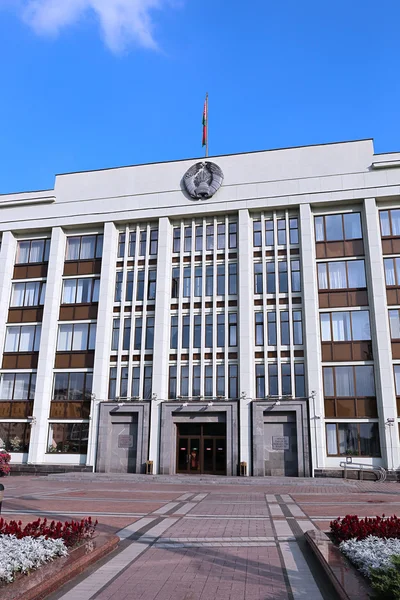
[1, 532, 119, 600]
[8, 464, 93, 477]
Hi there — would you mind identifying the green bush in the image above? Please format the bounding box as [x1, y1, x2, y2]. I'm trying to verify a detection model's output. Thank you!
[370, 555, 400, 599]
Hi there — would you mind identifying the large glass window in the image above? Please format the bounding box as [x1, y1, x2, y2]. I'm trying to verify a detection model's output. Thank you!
[291, 260, 301, 292]
[229, 223, 237, 249]
[265, 220, 274, 246]
[281, 364, 291, 395]
[318, 260, 366, 289]
[255, 312, 264, 346]
[206, 225, 214, 250]
[111, 318, 120, 350]
[277, 219, 286, 245]
[16, 239, 50, 264]
[136, 271, 145, 301]
[169, 366, 177, 399]
[315, 213, 362, 242]
[267, 312, 277, 345]
[320, 310, 371, 341]
[123, 318, 131, 351]
[170, 316, 178, 349]
[217, 314, 225, 347]
[204, 366, 213, 396]
[205, 315, 213, 347]
[115, 272, 123, 302]
[125, 269, 134, 301]
[253, 221, 261, 247]
[147, 270, 157, 300]
[143, 366, 152, 399]
[150, 230, 158, 255]
[118, 233, 125, 258]
[384, 258, 400, 286]
[183, 267, 191, 298]
[195, 226, 203, 252]
[228, 263, 237, 295]
[184, 227, 192, 252]
[280, 311, 290, 345]
[217, 224, 225, 250]
[228, 313, 237, 346]
[11, 281, 46, 307]
[323, 365, 375, 397]
[217, 364, 225, 397]
[380, 209, 400, 237]
[268, 364, 278, 395]
[394, 365, 400, 395]
[289, 218, 299, 244]
[256, 364, 265, 398]
[47, 423, 89, 454]
[0, 422, 31, 453]
[193, 315, 201, 348]
[173, 228, 181, 253]
[293, 311, 303, 344]
[228, 364, 238, 398]
[266, 263, 275, 293]
[0, 372, 36, 400]
[134, 318, 142, 350]
[278, 261, 288, 293]
[171, 268, 180, 298]
[206, 266, 213, 296]
[139, 231, 147, 256]
[326, 423, 380, 456]
[182, 316, 190, 348]
[217, 265, 225, 295]
[295, 363, 305, 397]
[181, 366, 189, 396]
[193, 365, 201, 396]
[5, 325, 41, 352]
[53, 372, 92, 401]
[254, 263, 263, 294]
[57, 323, 96, 351]
[62, 278, 99, 304]
[66, 234, 103, 260]
[194, 267, 202, 297]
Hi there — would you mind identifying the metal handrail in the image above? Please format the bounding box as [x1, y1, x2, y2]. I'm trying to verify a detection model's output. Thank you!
[340, 458, 387, 482]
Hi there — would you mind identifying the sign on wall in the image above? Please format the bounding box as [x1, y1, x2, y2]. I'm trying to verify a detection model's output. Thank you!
[118, 435, 134, 449]
[271, 436, 290, 451]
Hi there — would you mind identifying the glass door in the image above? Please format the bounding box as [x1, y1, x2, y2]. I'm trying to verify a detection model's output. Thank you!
[189, 438, 200, 473]
[177, 437, 189, 473]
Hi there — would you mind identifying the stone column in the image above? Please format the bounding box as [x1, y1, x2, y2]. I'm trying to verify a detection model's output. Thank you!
[238, 209, 254, 473]
[87, 222, 118, 468]
[363, 197, 399, 469]
[149, 217, 172, 472]
[28, 228, 65, 464]
[299, 203, 325, 473]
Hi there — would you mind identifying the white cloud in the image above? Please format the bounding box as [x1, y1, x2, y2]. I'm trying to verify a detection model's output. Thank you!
[4, 0, 174, 53]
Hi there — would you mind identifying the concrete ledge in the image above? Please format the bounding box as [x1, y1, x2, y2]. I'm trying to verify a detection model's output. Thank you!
[1, 532, 119, 600]
[305, 530, 372, 600]
[9, 464, 92, 476]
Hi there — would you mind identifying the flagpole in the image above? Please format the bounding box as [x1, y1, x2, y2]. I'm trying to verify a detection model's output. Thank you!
[206, 93, 209, 158]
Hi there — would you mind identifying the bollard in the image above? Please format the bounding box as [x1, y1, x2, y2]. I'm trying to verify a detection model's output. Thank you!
[145, 460, 153, 475]
[0, 483, 4, 515]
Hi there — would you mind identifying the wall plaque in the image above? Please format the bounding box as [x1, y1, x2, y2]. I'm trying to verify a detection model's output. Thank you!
[271, 436, 289, 451]
[118, 435, 133, 449]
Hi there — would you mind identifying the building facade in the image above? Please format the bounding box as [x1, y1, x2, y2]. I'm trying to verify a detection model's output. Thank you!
[0, 138, 400, 476]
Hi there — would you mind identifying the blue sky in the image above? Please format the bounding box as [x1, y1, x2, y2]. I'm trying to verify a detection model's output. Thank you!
[0, 0, 399, 194]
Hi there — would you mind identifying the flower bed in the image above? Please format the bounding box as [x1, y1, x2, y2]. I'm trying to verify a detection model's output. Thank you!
[330, 514, 400, 543]
[0, 453, 11, 477]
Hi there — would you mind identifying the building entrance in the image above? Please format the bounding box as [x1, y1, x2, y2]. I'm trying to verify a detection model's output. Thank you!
[176, 423, 226, 475]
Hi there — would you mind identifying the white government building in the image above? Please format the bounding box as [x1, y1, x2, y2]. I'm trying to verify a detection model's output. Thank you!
[0, 138, 399, 477]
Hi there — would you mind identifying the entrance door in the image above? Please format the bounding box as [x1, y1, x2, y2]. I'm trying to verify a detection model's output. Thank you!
[176, 423, 226, 475]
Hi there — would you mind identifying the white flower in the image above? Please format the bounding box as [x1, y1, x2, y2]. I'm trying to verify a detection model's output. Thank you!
[340, 536, 400, 577]
[0, 535, 67, 583]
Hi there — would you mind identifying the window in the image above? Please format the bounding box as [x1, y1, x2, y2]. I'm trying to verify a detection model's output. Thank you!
[277, 219, 286, 245]
[53, 372, 92, 401]
[173, 228, 181, 253]
[205, 315, 213, 347]
[57, 323, 96, 352]
[267, 312, 277, 345]
[384, 258, 400, 286]
[390, 310, 400, 339]
[150, 230, 158, 255]
[256, 364, 265, 398]
[255, 312, 264, 345]
[123, 318, 131, 351]
[0, 373, 36, 400]
[217, 364, 225, 397]
[291, 260, 301, 292]
[134, 318, 142, 350]
[229, 223, 237, 249]
[326, 423, 380, 457]
[217, 224, 225, 250]
[194, 267, 202, 297]
[169, 366, 177, 399]
[147, 270, 157, 300]
[120, 367, 129, 397]
[228, 313, 237, 346]
[295, 364, 305, 397]
[136, 271, 145, 301]
[318, 260, 366, 290]
[323, 365, 375, 397]
[265, 220, 274, 246]
[47, 423, 89, 454]
[394, 365, 400, 395]
[111, 318, 120, 350]
[183, 267, 191, 298]
[204, 366, 213, 396]
[16, 239, 50, 264]
[315, 213, 362, 242]
[195, 225, 203, 252]
[293, 311, 303, 344]
[181, 366, 189, 396]
[193, 315, 201, 348]
[320, 311, 371, 341]
[62, 278, 99, 304]
[206, 266, 213, 296]
[254, 263, 263, 294]
[217, 314, 225, 347]
[125, 271, 133, 302]
[380, 209, 400, 237]
[206, 224, 214, 250]
[228, 364, 238, 398]
[193, 365, 201, 396]
[280, 311, 290, 345]
[0, 422, 31, 453]
[282, 364, 291, 395]
[66, 234, 103, 260]
[143, 366, 152, 399]
[5, 325, 41, 352]
[170, 316, 178, 349]
[217, 265, 225, 295]
[278, 261, 288, 293]
[266, 263, 275, 293]
[253, 221, 262, 248]
[109, 367, 117, 399]
[139, 231, 147, 256]
[11, 281, 46, 307]
[128, 232, 136, 257]
[229, 263, 237, 295]
[289, 218, 299, 244]
[184, 227, 192, 252]
[132, 367, 140, 397]
[115, 272, 123, 302]
[182, 316, 190, 348]
[172, 268, 180, 298]
[268, 364, 278, 395]
[118, 233, 125, 258]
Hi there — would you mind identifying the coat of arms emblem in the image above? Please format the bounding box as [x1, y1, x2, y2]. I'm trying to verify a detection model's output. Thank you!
[183, 161, 224, 200]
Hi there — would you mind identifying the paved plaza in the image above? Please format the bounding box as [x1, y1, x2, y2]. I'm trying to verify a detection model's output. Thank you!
[4, 475, 400, 599]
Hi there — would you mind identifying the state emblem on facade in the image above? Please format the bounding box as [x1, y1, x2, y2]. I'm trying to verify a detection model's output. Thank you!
[183, 161, 224, 200]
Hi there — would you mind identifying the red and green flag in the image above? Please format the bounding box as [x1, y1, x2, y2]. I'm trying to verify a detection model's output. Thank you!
[202, 94, 208, 149]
